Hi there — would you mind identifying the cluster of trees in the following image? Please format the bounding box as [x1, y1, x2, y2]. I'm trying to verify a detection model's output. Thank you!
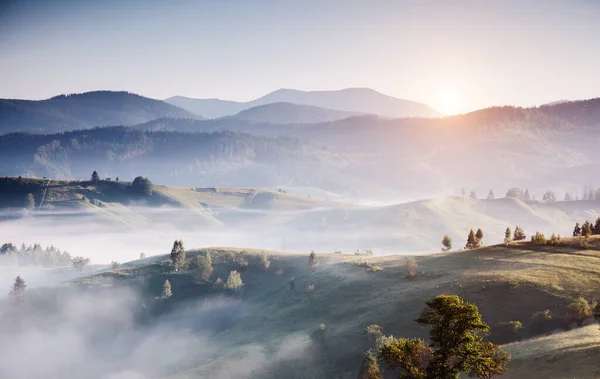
[364, 295, 510, 379]
[503, 226, 526, 245]
[465, 228, 484, 249]
[573, 218, 600, 237]
[0, 242, 73, 267]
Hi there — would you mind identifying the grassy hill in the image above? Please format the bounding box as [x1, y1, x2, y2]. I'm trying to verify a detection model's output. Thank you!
[65, 238, 600, 378]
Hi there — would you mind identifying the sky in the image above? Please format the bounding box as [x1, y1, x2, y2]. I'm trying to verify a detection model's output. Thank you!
[1, 0, 599, 114]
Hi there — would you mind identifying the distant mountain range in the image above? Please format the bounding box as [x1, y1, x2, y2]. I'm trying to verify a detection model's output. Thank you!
[224, 102, 361, 124]
[0, 91, 200, 134]
[165, 87, 441, 119]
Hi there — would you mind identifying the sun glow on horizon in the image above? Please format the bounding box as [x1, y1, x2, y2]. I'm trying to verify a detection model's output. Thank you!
[434, 88, 462, 116]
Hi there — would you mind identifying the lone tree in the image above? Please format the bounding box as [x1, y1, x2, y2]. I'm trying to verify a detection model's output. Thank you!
[111, 261, 120, 270]
[465, 229, 478, 249]
[140, 252, 146, 259]
[194, 251, 213, 283]
[9, 276, 26, 300]
[224, 270, 243, 292]
[72, 256, 90, 271]
[573, 222, 582, 237]
[441, 235, 452, 252]
[504, 227, 512, 245]
[170, 240, 186, 272]
[161, 279, 172, 298]
[475, 228, 484, 247]
[24, 193, 35, 209]
[405, 257, 418, 279]
[513, 226, 526, 241]
[132, 176, 153, 196]
[487, 190, 495, 200]
[377, 295, 510, 379]
[91, 170, 100, 182]
[308, 251, 318, 269]
[582, 221, 593, 237]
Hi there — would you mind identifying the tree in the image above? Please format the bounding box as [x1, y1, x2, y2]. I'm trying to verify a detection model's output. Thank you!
[224, 270, 243, 291]
[91, 170, 100, 182]
[504, 227, 512, 245]
[573, 222, 582, 237]
[465, 229, 478, 249]
[194, 251, 213, 283]
[589, 191, 595, 201]
[132, 176, 153, 196]
[582, 221, 593, 237]
[72, 256, 90, 271]
[111, 261, 120, 270]
[24, 193, 35, 209]
[379, 295, 509, 379]
[405, 257, 418, 279]
[486, 190, 495, 200]
[513, 226, 526, 241]
[505, 187, 523, 199]
[489, 321, 523, 344]
[529, 310, 553, 334]
[566, 297, 592, 326]
[470, 191, 477, 199]
[140, 252, 146, 259]
[259, 252, 270, 270]
[593, 217, 600, 235]
[170, 240, 186, 272]
[161, 279, 172, 298]
[461, 188, 466, 197]
[531, 232, 547, 245]
[308, 251, 318, 269]
[362, 350, 384, 379]
[9, 276, 26, 299]
[475, 229, 484, 247]
[441, 235, 452, 252]
[564, 192, 572, 201]
[542, 190, 556, 202]
[524, 189, 531, 201]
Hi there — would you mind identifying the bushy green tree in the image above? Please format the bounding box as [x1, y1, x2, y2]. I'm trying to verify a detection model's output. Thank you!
[441, 235, 452, 252]
[490, 321, 523, 344]
[379, 337, 431, 378]
[162, 279, 172, 298]
[466, 342, 511, 379]
[170, 240, 186, 271]
[91, 170, 100, 182]
[531, 232, 547, 245]
[131, 176, 153, 196]
[566, 297, 592, 326]
[24, 193, 35, 209]
[224, 270, 243, 291]
[475, 229, 484, 247]
[582, 221, 593, 237]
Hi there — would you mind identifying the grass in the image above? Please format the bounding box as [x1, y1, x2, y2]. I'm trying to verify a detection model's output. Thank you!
[72, 237, 600, 378]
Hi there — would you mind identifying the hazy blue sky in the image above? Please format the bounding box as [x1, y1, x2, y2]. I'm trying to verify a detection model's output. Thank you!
[1, 0, 599, 114]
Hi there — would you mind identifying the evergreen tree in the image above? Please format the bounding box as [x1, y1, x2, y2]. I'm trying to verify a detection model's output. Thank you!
[194, 251, 213, 283]
[161, 279, 172, 298]
[465, 229, 478, 249]
[564, 192, 572, 201]
[504, 227, 512, 245]
[91, 170, 100, 182]
[308, 251, 318, 268]
[573, 222, 582, 237]
[24, 193, 35, 209]
[582, 221, 592, 237]
[475, 228, 484, 247]
[486, 190, 495, 200]
[524, 189, 531, 201]
[9, 276, 26, 300]
[593, 217, 600, 235]
[224, 270, 243, 291]
[170, 240, 186, 271]
[513, 226, 526, 241]
[441, 235, 452, 252]
[140, 252, 146, 259]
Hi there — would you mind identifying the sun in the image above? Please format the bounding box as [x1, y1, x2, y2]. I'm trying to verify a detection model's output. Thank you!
[434, 88, 461, 116]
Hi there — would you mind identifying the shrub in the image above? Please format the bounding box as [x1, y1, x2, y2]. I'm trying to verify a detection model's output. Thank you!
[213, 277, 224, 289]
[566, 297, 592, 326]
[367, 264, 382, 273]
[579, 236, 590, 249]
[490, 321, 523, 344]
[505, 187, 524, 199]
[334, 250, 342, 254]
[531, 232, 547, 245]
[304, 284, 315, 295]
[549, 233, 561, 246]
[365, 324, 383, 343]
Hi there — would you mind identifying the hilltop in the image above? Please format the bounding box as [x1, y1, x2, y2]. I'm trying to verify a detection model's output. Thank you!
[43, 238, 600, 378]
[0, 91, 200, 134]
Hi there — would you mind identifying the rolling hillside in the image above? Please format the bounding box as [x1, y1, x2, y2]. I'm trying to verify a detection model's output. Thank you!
[0, 91, 200, 133]
[165, 88, 440, 119]
[13, 239, 600, 378]
[224, 102, 361, 124]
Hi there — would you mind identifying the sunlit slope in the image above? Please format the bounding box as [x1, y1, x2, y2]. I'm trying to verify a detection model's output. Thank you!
[83, 238, 600, 378]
